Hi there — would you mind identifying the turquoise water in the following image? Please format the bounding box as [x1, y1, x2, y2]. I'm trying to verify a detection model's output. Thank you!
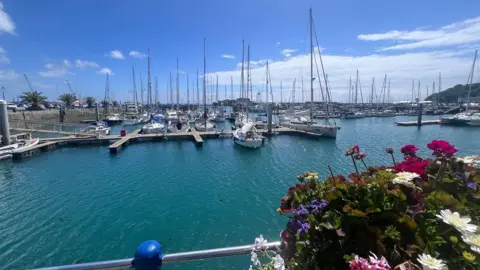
[0, 116, 479, 269]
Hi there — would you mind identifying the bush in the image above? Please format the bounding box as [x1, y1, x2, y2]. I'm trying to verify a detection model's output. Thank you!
[266, 141, 480, 269]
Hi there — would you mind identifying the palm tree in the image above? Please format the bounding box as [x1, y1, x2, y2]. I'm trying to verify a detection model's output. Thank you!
[58, 93, 77, 108]
[20, 91, 47, 110]
[85, 96, 96, 108]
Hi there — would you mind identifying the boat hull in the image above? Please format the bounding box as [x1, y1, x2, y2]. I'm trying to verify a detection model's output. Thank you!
[285, 123, 338, 138]
[233, 131, 263, 149]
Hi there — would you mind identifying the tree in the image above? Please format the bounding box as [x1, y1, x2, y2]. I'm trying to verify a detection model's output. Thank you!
[20, 91, 47, 110]
[85, 96, 96, 108]
[58, 93, 77, 108]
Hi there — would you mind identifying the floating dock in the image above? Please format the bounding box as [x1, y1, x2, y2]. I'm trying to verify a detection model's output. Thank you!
[9, 127, 325, 160]
[395, 120, 441, 126]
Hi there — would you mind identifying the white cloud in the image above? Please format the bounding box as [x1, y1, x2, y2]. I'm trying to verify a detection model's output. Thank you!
[208, 49, 475, 102]
[221, 54, 235, 59]
[129, 50, 147, 59]
[0, 69, 18, 80]
[97, 68, 114, 75]
[75, 59, 100, 69]
[0, 3, 16, 35]
[63, 59, 72, 68]
[358, 16, 480, 51]
[106, 50, 125, 59]
[276, 42, 280, 47]
[39, 63, 69, 77]
[0, 46, 9, 64]
[282, 48, 298, 58]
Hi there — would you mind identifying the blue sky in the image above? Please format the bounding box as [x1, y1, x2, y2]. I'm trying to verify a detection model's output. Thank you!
[1, 0, 480, 103]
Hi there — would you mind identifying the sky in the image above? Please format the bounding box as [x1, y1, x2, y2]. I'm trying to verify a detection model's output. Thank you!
[1, 0, 480, 103]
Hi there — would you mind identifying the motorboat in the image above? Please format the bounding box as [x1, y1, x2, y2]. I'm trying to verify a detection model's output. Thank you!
[376, 110, 396, 117]
[467, 113, 480, 126]
[142, 121, 166, 134]
[342, 112, 365, 119]
[284, 116, 338, 138]
[233, 122, 263, 149]
[166, 111, 179, 123]
[0, 133, 40, 158]
[254, 116, 268, 129]
[195, 120, 215, 132]
[104, 114, 122, 124]
[82, 121, 111, 136]
[441, 111, 475, 126]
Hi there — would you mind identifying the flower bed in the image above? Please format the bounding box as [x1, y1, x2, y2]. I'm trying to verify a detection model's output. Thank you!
[250, 140, 480, 270]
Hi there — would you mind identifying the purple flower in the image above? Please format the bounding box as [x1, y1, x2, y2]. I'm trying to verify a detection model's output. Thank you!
[294, 204, 309, 215]
[310, 200, 328, 214]
[455, 172, 467, 181]
[288, 219, 300, 231]
[298, 221, 310, 233]
[467, 182, 477, 190]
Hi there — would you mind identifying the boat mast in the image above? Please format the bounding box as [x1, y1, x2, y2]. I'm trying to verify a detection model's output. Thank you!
[187, 74, 190, 110]
[417, 81, 420, 101]
[301, 76, 304, 103]
[411, 80, 414, 103]
[280, 82, 283, 103]
[309, 8, 314, 121]
[247, 45, 251, 101]
[216, 75, 218, 104]
[203, 38, 207, 128]
[154, 76, 158, 107]
[196, 69, 199, 109]
[438, 72, 441, 107]
[230, 76, 233, 100]
[176, 58, 179, 111]
[355, 70, 359, 106]
[466, 50, 478, 112]
[241, 39, 245, 114]
[132, 66, 138, 111]
[169, 72, 173, 106]
[147, 49, 152, 112]
[140, 74, 144, 106]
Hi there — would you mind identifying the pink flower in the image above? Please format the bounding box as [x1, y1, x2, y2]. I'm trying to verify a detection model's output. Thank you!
[386, 147, 394, 154]
[349, 253, 391, 270]
[355, 152, 367, 160]
[400, 144, 419, 156]
[353, 145, 360, 153]
[427, 140, 458, 157]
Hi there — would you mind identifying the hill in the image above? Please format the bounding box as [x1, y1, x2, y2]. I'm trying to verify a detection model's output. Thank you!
[425, 83, 480, 103]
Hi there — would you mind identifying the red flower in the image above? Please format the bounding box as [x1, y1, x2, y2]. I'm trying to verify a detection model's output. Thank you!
[349, 173, 365, 185]
[400, 144, 419, 156]
[386, 147, 394, 154]
[427, 140, 458, 157]
[393, 157, 431, 178]
[353, 145, 360, 153]
[354, 152, 367, 160]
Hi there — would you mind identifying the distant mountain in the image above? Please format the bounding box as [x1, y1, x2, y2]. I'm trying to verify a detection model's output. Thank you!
[425, 83, 480, 103]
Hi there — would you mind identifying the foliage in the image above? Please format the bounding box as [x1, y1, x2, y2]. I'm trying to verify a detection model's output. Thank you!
[58, 93, 77, 108]
[84, 96, 96, 108]
[19, 91, 47, 109]
[273, 142, 480, 270]
[425, 82, 480, 103]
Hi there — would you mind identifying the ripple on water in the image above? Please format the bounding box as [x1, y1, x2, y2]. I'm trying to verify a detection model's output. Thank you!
[0, 116, 479, 269]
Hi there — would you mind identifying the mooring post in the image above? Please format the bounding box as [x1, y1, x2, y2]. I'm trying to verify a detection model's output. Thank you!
[417, 103, 423, 126]
[95, 102, 100, 122]
[267, 103, 273, 135]
[0, 100, 11, 146]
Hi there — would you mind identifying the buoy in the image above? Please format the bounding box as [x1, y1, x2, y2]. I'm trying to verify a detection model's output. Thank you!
[131, 240, 163, 270]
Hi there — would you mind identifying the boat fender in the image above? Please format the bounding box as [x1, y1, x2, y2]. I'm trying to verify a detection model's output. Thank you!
[131, 240, 163, 270]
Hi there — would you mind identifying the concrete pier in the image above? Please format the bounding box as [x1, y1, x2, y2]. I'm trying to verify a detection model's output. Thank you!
[108, 129, 141, 153]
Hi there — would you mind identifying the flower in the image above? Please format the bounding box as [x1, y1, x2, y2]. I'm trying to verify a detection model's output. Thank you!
[436, 209, 477, 233]
[386, 147, 394, 154]
[392, 172, 420, 187]
[467, 181, 477, 190]
[417, 253, 447, 270]
[310, 199, 328, 213]
[349, 253, 391, 270]
[393, 157, 430, 177]
[294, 205, 309, 215]
[427, 140, 458, 157]
[353, 145, 360, 153]
[462, 250, 476, 262]
[250, 251, 260, 266]
[273, 254, 285, 270]
[253, 235, 267, 250]
[462, 233, 480, 254]
[368, 252, 391, 269]
[280, 230, 293, 241]
[298, 221, 310, 233]
[354, 152, 367, 160]
[401, 144, 419, 156]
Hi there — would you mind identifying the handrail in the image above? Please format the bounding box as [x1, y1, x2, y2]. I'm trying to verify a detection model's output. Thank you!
[33, 241, 283, 270]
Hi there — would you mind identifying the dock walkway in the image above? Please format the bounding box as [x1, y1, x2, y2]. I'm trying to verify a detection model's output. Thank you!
[395, 120, 440, 126]
[108, 129, 141, 153]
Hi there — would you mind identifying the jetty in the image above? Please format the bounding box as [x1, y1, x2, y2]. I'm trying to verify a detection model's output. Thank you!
[108, 129, 141, 153]
[395, 120, 441, 126]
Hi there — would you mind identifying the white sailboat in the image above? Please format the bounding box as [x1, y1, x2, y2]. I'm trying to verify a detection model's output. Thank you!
[142, 121, 166, 134]
[195, 38, 215, 133]
[286, 8, 339, 138]
[468, 113, 480, 126]
[233, 122, 263, 148]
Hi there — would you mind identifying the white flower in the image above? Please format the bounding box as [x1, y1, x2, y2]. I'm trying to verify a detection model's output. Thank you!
[273, 254, 285, 270]
[254, 234, 267, 250]
[436, 209, 477, 233]
[248, 265, 253, 270]
[462, 233, 480, 254]
[417, 254, 447, 270]
[250, 251, 260, 266]
[392, 172, 420, 187]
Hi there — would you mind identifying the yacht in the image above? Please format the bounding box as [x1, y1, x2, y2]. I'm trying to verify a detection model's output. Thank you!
[254, 115, 268, 129]
[123, 114, 145, 126]
[142, 121, 166, 134]
[233, 122, 263, 149]
[468, 113, 480, 126]
[104, 114, 122, 124]
[82, 121, 111, 136]
[441, 111, 475, 126]
[166, 111, 179, 123]
[195, 119, 215, 132]
[0, 133, 40, 158]
[285, 116, 338, 138]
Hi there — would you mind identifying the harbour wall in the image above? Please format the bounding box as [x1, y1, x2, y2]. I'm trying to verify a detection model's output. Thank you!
[8, 108, 122, 125]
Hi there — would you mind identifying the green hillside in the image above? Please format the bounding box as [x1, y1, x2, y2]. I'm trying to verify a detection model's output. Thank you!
[425, 83, 480, 103]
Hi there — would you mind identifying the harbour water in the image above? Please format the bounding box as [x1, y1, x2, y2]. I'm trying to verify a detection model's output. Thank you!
[0, 116, 479, 269]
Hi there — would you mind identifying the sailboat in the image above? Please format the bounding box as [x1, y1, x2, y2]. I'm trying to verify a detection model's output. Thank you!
[195, 38, 216, 132]
[233, 122, 263, 148]
[285, 8, 339, 138]
[142, 49, 166, 134]
[441, 50, 478, 126]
